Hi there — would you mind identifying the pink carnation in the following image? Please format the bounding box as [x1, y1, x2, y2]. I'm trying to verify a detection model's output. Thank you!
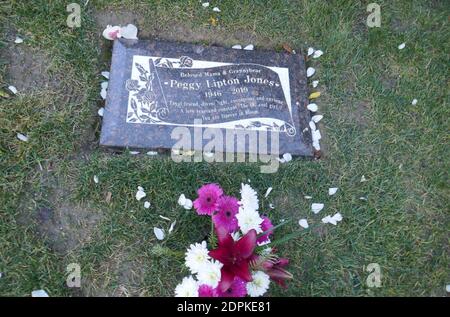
[198, 285, 219, 297]
[193, 183, 223, 215]
[217, 277, 247, 297]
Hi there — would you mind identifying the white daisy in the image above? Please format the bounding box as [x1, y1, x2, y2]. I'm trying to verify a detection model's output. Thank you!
[236, 207, 263, 234]
[240, 183, 259, 212]
[246, 271, 270, 297]
[185, 241, 210, 274]
[197, 260, 223, 288]
[175, 276, 199, 297]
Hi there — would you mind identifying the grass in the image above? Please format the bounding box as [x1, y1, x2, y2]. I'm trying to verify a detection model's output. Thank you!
[0, 0, 449, 296]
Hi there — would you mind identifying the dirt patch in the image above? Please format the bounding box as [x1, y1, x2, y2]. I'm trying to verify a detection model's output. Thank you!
[93, 9, 277, 49]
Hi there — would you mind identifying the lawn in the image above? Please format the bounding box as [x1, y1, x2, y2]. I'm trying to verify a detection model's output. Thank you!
[0, 0, 448, 296]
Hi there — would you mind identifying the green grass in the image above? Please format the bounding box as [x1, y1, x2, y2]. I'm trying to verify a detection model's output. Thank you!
[0, 0, 449, 296]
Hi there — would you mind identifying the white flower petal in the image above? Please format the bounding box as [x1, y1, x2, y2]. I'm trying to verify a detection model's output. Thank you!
[332, 212, 343, 222]
[311, 203, 324, 214]
[169, 220, 176, 234]
[144, 201, 151, 208]
[232, 44, 242, 49]
[304, 195, 312, 199]
[178, 194, 186, 206]
[100, 88, 107, 100]
[446, 284, 450, 293]
[101, 81, 108, 90]
[309, 121, 316, 131]
[307, 103, 318, 112]
[153, 227, 165, 240]
[159, 215, 171, 221]
[102, 25, 122, 40]
[269, 203, 275, 209]
[313, 50, 323, 58]
[312, 80, 319, 88]
[202, 2, 210, 8]
[312, 114, 323, 123]
[146, 151, 158, 156]
[243, 44, 254, 50]
[298, 218, 309, 229]
[17, 133, 28, 142]
[411, 99, 418, 105]
[8, 85, 17, 95]
[312, 129, 321, 142]
[183, 199, 193, 210]
[97, 107, 104, 117]
[282, 153, 292, 162]
[14, 36, 23, 44]
[31, 290, 49, 297]
[312, 140, 321, 151]
[264, 187, 272, 198]
[130, 151, 140, 155]
[136, 188, 146, 201]
[307, 67, 315, 78]
[307, 47, 314, 56]
[137, 186, 144, 191]
[101, 71, 110, 79]
[360, 175, 367, 182]
[120, 24, 138, 40]
[212, 7, 221, 12]
[359, 196, 368, 201]
[328, 187, 338, 196]
[93, 175, 99, 184]
[398, 42, 406, 50]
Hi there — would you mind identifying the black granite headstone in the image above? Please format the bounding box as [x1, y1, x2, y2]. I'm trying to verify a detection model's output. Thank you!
[100, 39, 312, 156]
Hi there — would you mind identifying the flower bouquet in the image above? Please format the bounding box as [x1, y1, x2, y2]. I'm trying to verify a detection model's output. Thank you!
[175, 183, 292, 297]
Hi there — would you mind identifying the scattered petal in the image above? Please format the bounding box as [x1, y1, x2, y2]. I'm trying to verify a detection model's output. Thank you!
[31, 290, 49, 297]
[130, 151, 140, 155]
[312, 140, 321, 151]
[101, 81, 108, 89]
[120, 24, 138, 40]
[307, 67, 315, 78]
[100, 88, 107, 100]
[312, 80, 319, 88]
[14, 36, 23, 44]
[146, 151, 158, 156]
[212, 7, 221, 12]
[312, 129, 322, 141]
[264, 187, 273, 198]
[328, 187, 338, 196]
[169, 220, 176, 234]
[153, 227, 165, 240]
[312, 114, 323, 123]
[243, 44, 254, 50]
[183, 199, 193, 210]
[178, 194, 187, 206]
[202, 2, 210, 8]
[17, 133, 28, 142]
[304, 195, 312, 199]
[97, 107, 104, 117]
[137, 186, 144, 191]
[102, 25, 122, 40]
[360, 175, 367, 182]
[232, 44, 242, 49]
[8, 85, 17, 95]
[101, 71, 110, 79]
[136, 187, 146, 201]
[311, 203, 324, 214]
[298, 219, 309, 229]
[309, 91, 321, 99]
[93, 175, 99, 184]
[307, 103, 318, 112]
[144, 201, 151, 208]
[269, 203, 275, 209]
[313, 50, 323, 58]
[309, 121, 316, 131]
[322, 213, 343, 225]
[359, 196, 367, 201]
[159, 215, 171, 221]
[283, 153, 292, 162]
[307, 47, 314, 56]
[398, 42, 406, 50]
[411, 99, 418, 105]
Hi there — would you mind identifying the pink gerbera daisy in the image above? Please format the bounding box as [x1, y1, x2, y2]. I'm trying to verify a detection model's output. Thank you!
[257, 216, 273, 244]
[217, 277, 247, 297]
[212, 196, 239, 232]
[198, 284, 219, 297]
[193, 183, 223, 215]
